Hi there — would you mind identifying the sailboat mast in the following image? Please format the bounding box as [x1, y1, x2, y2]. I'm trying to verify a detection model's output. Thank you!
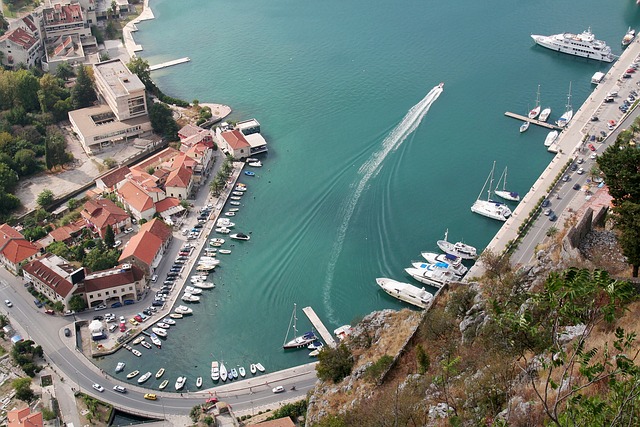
[486, 161, 496, 201]
[503, 167, 508, 191]
[566, 81, 572, 111]
[536, 85, 540, 107]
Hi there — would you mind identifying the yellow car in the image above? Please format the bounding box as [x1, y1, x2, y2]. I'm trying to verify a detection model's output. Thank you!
[144, 393, 157, 400]
[129, 318, 139, 326]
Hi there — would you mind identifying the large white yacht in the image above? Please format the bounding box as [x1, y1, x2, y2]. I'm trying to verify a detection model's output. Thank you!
[531, 28, 615, 62]
[404, 265, 457, 289]
[376, 278, 433, 309]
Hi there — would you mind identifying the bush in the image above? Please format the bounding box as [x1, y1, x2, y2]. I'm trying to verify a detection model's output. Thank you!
[316, 343, 354, 383]
[267, 399, 308, 421]
[364, 354, 394, 382]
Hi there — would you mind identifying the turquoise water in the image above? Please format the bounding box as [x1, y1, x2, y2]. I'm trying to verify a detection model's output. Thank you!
[96, 0, 640, 387]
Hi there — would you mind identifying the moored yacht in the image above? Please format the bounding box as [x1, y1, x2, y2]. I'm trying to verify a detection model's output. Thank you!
[538, 107, 552, 122]
[405, 265, 457, 289]
[230, 233, 250, 241]
[531, 28, 615, 62]
[471, 162, 512, 221]
[211, 361, 220, 381]
[420, 252, 468, 276]
[623, 27, 636, 46]
[175, 376, 187, 390]
[376, 278, 433, 309]
[437, 229, 477, 260]
[544, 130, 559, 147]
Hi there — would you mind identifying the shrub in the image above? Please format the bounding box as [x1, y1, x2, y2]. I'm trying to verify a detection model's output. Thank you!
[364, 354, 394, 382]
[316, 343, 354, 383]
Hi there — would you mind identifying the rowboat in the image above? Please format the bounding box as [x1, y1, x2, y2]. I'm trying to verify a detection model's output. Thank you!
[159, 379, 169, 390]
[156, 368, 165, 379]
[126, 370, 140, 379]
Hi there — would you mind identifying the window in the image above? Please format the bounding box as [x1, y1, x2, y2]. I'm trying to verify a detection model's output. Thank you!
[105, 291, 109, 295]
[97, 293, 101, 297]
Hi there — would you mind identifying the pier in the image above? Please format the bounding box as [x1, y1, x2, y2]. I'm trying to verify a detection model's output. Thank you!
[149, 57, 191, 71]
[504, 111, 562, 130]
[302, 306, 337, 349]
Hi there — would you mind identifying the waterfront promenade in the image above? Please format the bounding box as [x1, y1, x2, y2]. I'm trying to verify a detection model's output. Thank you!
[467, 38, 640, 278]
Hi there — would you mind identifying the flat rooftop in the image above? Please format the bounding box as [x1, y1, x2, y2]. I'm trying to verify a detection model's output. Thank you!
[69, 104, 150, 144]
[94, 58, 145, 96]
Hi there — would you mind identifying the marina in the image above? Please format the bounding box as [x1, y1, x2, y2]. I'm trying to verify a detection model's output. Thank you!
[302, 306, 337, 349]
[504, 112, 562, 130]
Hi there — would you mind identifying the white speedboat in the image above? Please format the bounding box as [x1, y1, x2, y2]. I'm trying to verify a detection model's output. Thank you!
[210, 238, 225, 246]
[199, 256, 220, 265]
[218, 249, 231, 254]
[196, 264, 216, 271]
[149, 334, 162, 347]
[531, 28, 615, 62]
[376, 278, 433, 309]
[184, 286, 203, 295]
[192, 281, 215, 289]
[228, 208, 240, 212]
[230, 201, 241, 206]
[494, 166, 520, 202]
[182, 293, 201, 302]
[231, 191, 244, 196]
[471, 162, 512, 221]
[556, 82, 573, 128]
[411, 261, 464, 279]
[519, 121, 529, 133]
[528, 85, 541, 119]
[538, 107, 551, 122]
[191, 275, 208, 283]
[169, 313, 184, 319]
[405, 266, 457, 289]
[115, 362, 125, 373]
[159, 380, 169, 390]
[140, 341, 152, 349]
[248, 161, 262, 167]
[250, 364, 257, 375]
[234, 186, 246, 192]
[544, 130, 559, 147]
[133, 336, 144, 345]
[220, 363, 228, 381]
[230, 368, 238, 379]
[131, 349, 142, 357]
[283, 304, 317, 349]
[162, 318, 176, 325]
[156, 322, 170, 329]
[211, 361, 220, 381]
[175, 305, 193, 315]
[246, 158, 259, 163]
[151, 327, 167, 337]
[175, 376, 187, 390]
[215, 227, 231, 234]
[224, 212, 236, 217]
[622, 27, 636, 46]
[437, 229, 477, 260]
[420, 252, 468, 276]
[256, 363, 265, 372]
[196, 376, 203, 388]
[137, 371, 152, 384]
[230, 233, 250, 241]
[230, 196, 242, 200]
[238, 366, 246, 377]
[217, 218, 234, 227]
[156, 368, 165, 378]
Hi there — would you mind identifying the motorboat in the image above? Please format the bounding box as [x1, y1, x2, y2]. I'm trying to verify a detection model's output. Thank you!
[622, 27, 636, 46]
[131, 349, 142, 357]
[196, 264, 216, 271]
[230, 368, 238, 379]
[531, 28, 615, 62]
[250, 364, 257, 375]
[256, 363, 265, 372]
[528, 85, 541, 119]
[238, 366, 246, 377]
[334, 325, 353, 341]
[405, 266, 457, 289]
[175, 305, 193, 315]
[169, 313, 184, 319]
[224, 212, 236, 217]
[159, 380, 169, 390]
[230, 196, 242, 200]
[538, 107, 552, 122]
[152, 327, 168, 337]
[283, 303, 317, 349]
[138, 371, 152, 384]
[149, 334, 162, 347]
[132, 336, 144, 345]
[230, 233, 250, 241]
[217, 219, 234, 227]
[244, 171, 256, 176]
[162, 318, 176, 325]
[308, 341, 324, 350]
[437, 229, 478, 260]
[185, 285, 203, 294]
[211, 361, 220, 381]
[199, 256, 220, 264]
[230, 201, 241, 206]
[234, 186, 246, 192]
[126, 370, 140, 379]
[215, 227, 231, 234]
[175, 376, 187, 390]
[248, 161, 262, 167]
[411, 261, 464, 279]
[246, 158, 259, 163]
[140, 341, 152, 349]
[156, 322, 170, 329]
[494, 166, 520, 202]
[556, 82, 573, 128]
[420, 252, 468, 276]
[182, 293, 201, 302]
[210, 238, 225, 246]
[192, 281, 215, 289]
[115, 362, 125, 373]
[156, 368, 165, 379]
[544, 130, 559, 147]
[191, 275, 208, 283]
[309, 349, 321, 357]
[471, 162, 512, 221]
[218, 249, 232, 254]
[519, 121, 529, 133]
[196, 376, 203, 388]
[228, 208, 240, 212]
[220, 363, 228, 381]
[376, 277, 434, 308]
[231, 191, 244, 196]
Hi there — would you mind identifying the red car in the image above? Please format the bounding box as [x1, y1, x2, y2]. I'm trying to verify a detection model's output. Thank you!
[626, 68, 636, 73]
[134, 315, 143, 323]
[588, 143, 596, 151]
[119, 323, 126, 332]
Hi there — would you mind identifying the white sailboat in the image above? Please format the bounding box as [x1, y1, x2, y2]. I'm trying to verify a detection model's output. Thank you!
[538, 106, 552, 122]
[283, 303, 317, 349]
[494, 166, 520, 202]
[544, 130, 559, 147]
[519, 121, 530, 133]
[470, 162, 513, 221]
[528, 85, 541, 119]
[556, 82, 573, 128]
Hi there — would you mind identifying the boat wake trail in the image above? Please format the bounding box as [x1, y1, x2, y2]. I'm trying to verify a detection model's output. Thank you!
[322, 84, 444, 323]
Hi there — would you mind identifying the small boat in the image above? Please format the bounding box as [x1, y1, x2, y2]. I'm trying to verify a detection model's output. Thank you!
[494, 166, 520, 202]
[556, 82, 573, 128]
[215, 227, 231, 234]
[308, 341, 324, 350]
[196, 376, 203, 388]
[256, 363, 265, 372]
[156, 322, 170, 329]
[230, 201, 241, 206]
[198, 257, 220, 265]
[234, 186, 246, 192]
[159, 379, 169, 390]
[127, 370, 140, 379]
[250, 364, 257, 375]
[218, 249, 232, 254]
[210, 238, 225, 246]
[309, 349, 320, 357]
[169, 313, 184, 319]
[152, 327, 168, 337]
[528, 85, 541, 119]
[230, 368, 238, 379]
[538, 107, 552, 122]
[185, 286, 203, 294]
[182, 293, 201, 302]
[231, 191, 244, 196]
[156, 368, 165, 379]
[211, 361, 220, 381]
[238, 366, 246, 377]
[230, 233, 250, 241]
[138, 371, 152, 384]
[115, 362, 125, 373]
[149, 334, 162, 347]
[283, 304, 316, 349]
[162, 318, 176, 325]
[519, 121, 529, 133]
[217, 219, 234, 227]
[248, 161, 262, 167]
[623, 27, 636, 46]
[230, 196, 242, 200]
[376, 277, 434, 308]
[175, 376, 187, 390]
[228, 208, 240, 212]
[196, 264, 216, 271]
[224, 212, 236, 217]
[191, 275, 208, 283]
[131, 349, 142, 357]
[220, 363, 228, 381]
[192, 281, 215, 289]
[132, 336, 144, 345]
[437, 229, 477, 260]
[244, 171, 255, 176]
[544, 130, 559, 147]
[140, 341, 152, 349]
[246, 158, 259, 163]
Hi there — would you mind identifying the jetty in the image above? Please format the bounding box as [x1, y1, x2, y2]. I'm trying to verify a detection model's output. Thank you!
[504, 111, 562, 130]
[149, 57, 191, 71]
[302, 306, 337, 349]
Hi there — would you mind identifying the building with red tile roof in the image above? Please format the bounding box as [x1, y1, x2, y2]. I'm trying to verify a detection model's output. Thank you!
[118, 218, 172, 274]
[42, 2, 91, 42]
[255, 417, 296, 427]
[81, 198, 130, 238]
[7, 407, 43, 427]
[48, 219, 86, 244]
[0, 224, 40, 275]
[83, 263, 145, 308]
[116, 180, 156, 221]
[178, 124, 214, 150]
[165, 162, 193, 200]
[96, 165, 131, 193]
[0, 27, 43, 69]
[22, 254, 84, 309]
[215, 119, 268, 159]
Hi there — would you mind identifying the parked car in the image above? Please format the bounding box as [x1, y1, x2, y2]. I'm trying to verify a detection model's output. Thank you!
[64, 327, 71, 337]
[94, 304, 107, 311]
[92, 383, 105, 393]
[111, 302, 122, 308]
[128, 318, 138, 326]
[114, 240, 122, 247]
[93, 315, 104, 321]
[152, 301, 165, 307]
[570, 164, 578, 171]
[113, 385, 127, 393]
[588, 143, 596, 151]
[577, 167, 584, 175]
[124, 228, 134, 234]
[119, 323, 126, 332]
[33, 299, 43, 308]
[151, 274, 158, 283]
[604, 96, 614, 103]
[541, 199, 550, 208]
[45, 309, 55, 315]
[124, 299, 134, 305]
[544, 209, 552, 216]
[549, 213, 558, 222]
[562, 175, 570, 182]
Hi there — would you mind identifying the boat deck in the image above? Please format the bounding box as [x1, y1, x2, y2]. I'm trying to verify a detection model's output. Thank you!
[504, 111, 563, 130]
[302, 306, 337, 349]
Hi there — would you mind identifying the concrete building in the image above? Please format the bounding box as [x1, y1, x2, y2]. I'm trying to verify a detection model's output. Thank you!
[22, 254, 84, 309]
[215, 119, 268, 159]
[42, 34, 85, 73]
[83, 263, 145, 308]
[93, 58, 148, 121]
[0, 27, 43, 69]
[42, 0, 92, 42]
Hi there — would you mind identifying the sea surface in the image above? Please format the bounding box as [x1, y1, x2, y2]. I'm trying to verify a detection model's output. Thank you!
[96, 0, 640, 388]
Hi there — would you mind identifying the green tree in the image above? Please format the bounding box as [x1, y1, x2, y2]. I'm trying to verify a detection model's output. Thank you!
[55, 62, 74, 81]
[37, 189, 54, 208]
[0, 190, 20, 215]
[14, 70, 40, 113]
[13, 148, 39, 176]
[415, 344, 430, 374]
[0, 162, 18, 192]
[84, 247, 120, 271]
[149, 103, 179, 141]
[127, 57, 151, 87]
[13, 377, 34, 402]
[612, 201, 640, 277]
[103, 224, 115, 248]
[70, 65, 96, 110]
[45, 128, 68, 169]
[38, 73, 67, 114]
[597, 141, 640, 205]
[316, 343, 354, 383]
[68, 295, 87, 312]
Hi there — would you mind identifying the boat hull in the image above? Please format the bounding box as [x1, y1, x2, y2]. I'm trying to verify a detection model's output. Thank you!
[376, 278, 433, 309]
[531, 32, 614, 62]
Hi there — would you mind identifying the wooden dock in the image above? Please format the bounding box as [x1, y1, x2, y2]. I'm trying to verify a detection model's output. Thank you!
[302, 306, 337, 348]
[504, 111, 562, 130]
[149, 57, 191, 71]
